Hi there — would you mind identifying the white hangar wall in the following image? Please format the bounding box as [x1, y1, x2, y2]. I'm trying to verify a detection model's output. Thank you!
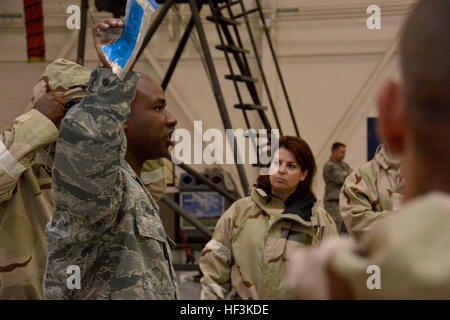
[0, 0, 415, 199]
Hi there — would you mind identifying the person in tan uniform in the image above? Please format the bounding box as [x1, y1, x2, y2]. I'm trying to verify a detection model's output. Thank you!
[287, 0, 450, 299]
[0, 59, 90, 299]
[199, 136, 337, 300]
[340, 144, 403, 241]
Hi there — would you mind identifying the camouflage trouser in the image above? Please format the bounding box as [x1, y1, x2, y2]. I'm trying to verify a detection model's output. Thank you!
[324, 200, 347, 234]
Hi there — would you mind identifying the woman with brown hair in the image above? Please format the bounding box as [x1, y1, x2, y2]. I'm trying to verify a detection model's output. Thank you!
[199, 136, 337, 300]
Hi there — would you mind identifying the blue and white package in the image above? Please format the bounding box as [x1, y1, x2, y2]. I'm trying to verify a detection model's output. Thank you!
[101, 0, 159, 80]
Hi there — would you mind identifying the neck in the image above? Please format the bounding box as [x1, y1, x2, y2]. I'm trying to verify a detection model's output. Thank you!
[125, 150, 143, 177]
[271, 188, 294, 203]
[331, 155, 339, 162]
[403, 147, 450, 202]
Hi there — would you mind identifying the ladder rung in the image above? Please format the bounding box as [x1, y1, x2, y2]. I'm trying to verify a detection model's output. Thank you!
[206, 15, 241, 26]
[252, 163, 270, 168]
[234, 104, 267, 111]
[225, 74, 258, 83]
[233, 8, 259, 19]
[215, 44, 249, 54]
[215, 0, 242, 11]
[244, 133, 274, 139]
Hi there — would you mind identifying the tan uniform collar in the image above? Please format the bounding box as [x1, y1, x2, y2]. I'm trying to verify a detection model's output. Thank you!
[375, 144, 400, 171]
[251, 187, 285, 215]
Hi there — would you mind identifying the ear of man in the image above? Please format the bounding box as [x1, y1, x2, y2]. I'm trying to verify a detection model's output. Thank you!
[376, 78, 407, 155]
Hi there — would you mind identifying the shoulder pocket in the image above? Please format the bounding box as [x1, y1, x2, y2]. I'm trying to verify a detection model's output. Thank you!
[135, 209, 166, 242]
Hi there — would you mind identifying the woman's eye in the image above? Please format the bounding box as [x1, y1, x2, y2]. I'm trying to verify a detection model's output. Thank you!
[155, 107, 162, 111]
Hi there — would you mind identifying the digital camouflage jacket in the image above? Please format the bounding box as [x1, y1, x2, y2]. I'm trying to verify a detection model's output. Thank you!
[323, 158, 351, 201]
[44, 68, 178, 299]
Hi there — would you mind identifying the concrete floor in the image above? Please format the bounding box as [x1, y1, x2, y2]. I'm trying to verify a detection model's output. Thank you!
[173, 248, 203, 300]
[176, 271, 202, 300]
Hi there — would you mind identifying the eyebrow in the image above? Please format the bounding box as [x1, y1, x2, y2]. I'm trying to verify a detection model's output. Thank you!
[155, 98, 166, 105]
[279, 160, 297, 165]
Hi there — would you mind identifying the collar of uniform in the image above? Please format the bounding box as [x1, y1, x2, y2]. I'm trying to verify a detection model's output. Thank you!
[375, 144, 400, 171]
[123, 160, 160, 212]
[283, 192, 316, 222]
[329, 156, 340, 164]
[251, 186, 285, 215]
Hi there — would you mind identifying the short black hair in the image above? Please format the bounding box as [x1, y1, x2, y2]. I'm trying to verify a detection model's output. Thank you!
[332, 142, 346, 152]
[399, 0, 450, 193]
[401, 0, 450, 147]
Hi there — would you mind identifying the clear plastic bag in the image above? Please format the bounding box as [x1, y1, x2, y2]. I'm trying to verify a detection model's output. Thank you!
[101, 0, 159, 80]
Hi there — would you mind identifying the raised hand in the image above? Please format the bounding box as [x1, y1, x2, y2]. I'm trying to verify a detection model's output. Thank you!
[92, 18, 124, 69]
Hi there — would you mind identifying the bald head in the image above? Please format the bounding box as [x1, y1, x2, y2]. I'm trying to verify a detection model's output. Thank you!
[124, 73, 177, 171]
[401, 0, 450, 147]
[377, 0, 450, 199]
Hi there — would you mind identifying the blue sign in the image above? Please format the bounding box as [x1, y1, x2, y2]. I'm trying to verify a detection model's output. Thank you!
[180, 192, 224, 218]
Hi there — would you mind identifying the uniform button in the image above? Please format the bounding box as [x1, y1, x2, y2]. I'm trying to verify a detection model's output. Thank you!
[102, 78, 110, 86]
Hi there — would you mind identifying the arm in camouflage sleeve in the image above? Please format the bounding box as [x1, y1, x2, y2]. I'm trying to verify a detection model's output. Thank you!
[199, 206, 235, 300]
[0, 109, 58, 204]
[339, 170, 395, 241]
[323, 162, 348, 185]
[51, 68, 139, 234]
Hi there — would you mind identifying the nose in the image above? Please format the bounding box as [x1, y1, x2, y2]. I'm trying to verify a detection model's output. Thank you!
[278, 163, 287, 174]
[166, 110, 177, 127]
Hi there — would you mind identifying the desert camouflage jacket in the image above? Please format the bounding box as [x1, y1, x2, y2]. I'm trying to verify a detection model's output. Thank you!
[44, 68, 178, 299]
[323, 158, 351, 201]
[0, 58, 91, 299]
[333, 192, 450, 299]
[287, 192, 450, 299]
[340, 144, 404, 241]
[0, 109, 57, 299]
[199, 186, 337, 300]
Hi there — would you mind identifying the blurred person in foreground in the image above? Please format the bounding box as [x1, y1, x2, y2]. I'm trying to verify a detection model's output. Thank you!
[287, 0, 450, 299]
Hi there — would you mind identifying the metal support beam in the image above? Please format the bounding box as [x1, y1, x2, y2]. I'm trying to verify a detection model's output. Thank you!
[76, 0, 88, 65]
[142, 48, 202, 129]
[239, 0, 283, 135]
[189, 0, 250, 195]
[162, 15, 196, 90]
[255, 0, 299, 137]
[136, 0, 176, 62]
[60, 30, 78, 59]
[161, 195, 213, 239]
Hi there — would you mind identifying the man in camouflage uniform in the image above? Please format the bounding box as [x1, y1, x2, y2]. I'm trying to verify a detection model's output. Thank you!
[340, 144, 403, 241]
[0, 59, 90, 299]
[323, 142, 352, 233]
[43, 18, 179, 299]
[287, 0, 450, 299]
